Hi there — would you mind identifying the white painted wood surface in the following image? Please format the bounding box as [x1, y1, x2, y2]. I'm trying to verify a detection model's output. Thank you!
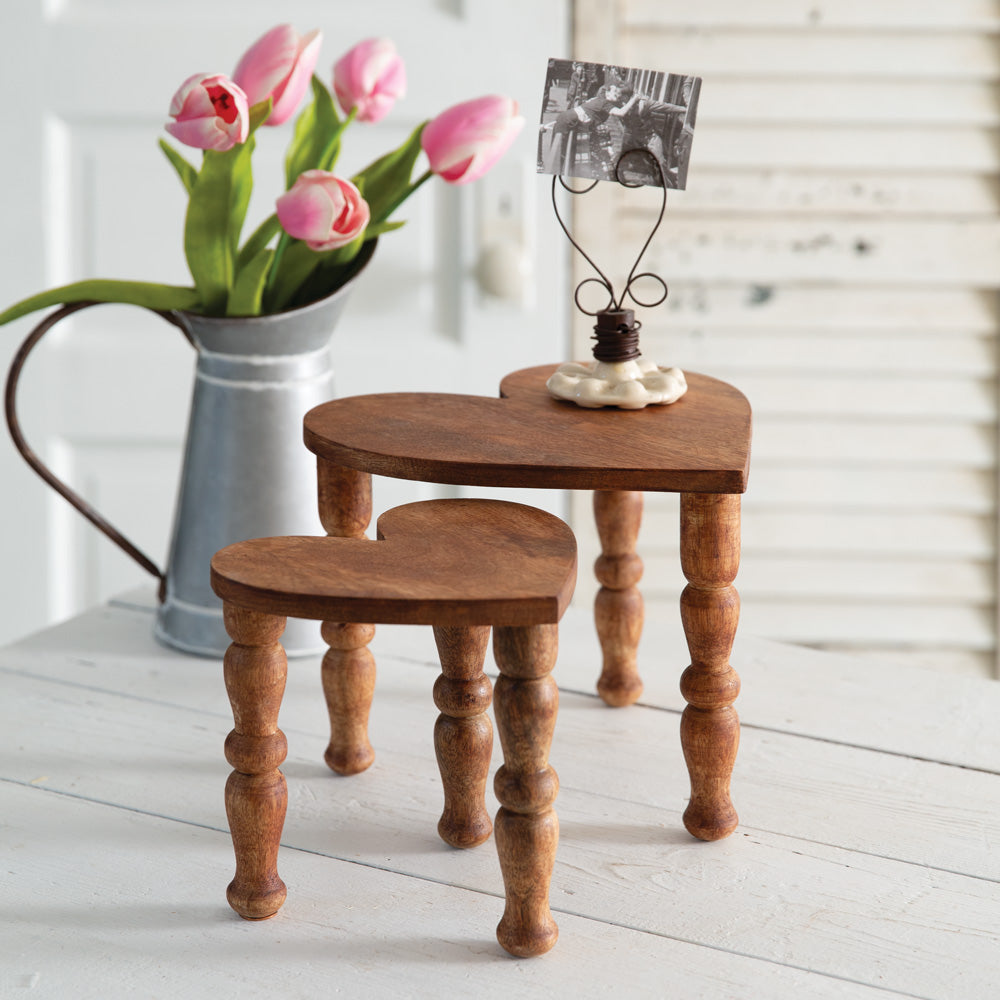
[571, 0, 1000, 675]
[2, 591, 999, 998]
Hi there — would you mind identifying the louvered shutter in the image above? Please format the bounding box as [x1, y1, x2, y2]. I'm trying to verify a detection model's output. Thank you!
[572, 0, 1000, 675]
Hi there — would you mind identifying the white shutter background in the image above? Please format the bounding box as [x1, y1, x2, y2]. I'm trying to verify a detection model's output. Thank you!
[572, 0, 1000, 676]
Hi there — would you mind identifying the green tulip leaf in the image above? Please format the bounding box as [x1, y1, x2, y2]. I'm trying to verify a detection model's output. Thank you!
[289, 235, 379, 311]
[0, 279, 200, 326]
[185, 137, 255, 315]
[227, 248, 274, 317]
[323, 233, 365, 268]
[264, 239, 322, 313]
[238, 213, 281, 269]
[158, 140, 198, 195]
[363, 220, 406, 239]
[248, 98, 273, 133]
[228, 137, 256, 253]
[353, 123, 426, 226]
[285, 76, 342, 189]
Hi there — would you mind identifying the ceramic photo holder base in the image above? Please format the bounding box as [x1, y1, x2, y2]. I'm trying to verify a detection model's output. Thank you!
[546, 358, 688, 409]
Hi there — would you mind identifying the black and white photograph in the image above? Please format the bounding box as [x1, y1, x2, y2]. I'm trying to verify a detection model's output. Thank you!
[537, 58, 701, 188]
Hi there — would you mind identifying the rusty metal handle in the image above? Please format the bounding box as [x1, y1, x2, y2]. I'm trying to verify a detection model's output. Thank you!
[4, 301, 195, 603]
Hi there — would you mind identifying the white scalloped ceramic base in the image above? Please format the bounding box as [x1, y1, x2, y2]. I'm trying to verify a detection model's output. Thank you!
[546, 359, 688, 409]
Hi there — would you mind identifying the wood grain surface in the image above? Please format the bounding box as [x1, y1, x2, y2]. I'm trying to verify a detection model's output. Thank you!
[679, 493, 742, 841]
[432, 625, 494, 849]
[211, 499, 578, 627]
[221, 605, 289, 921]
[593, 490, 646, 706]
[492, 623, 561, 957]
[213, 500, 576, 957]
[302, 368, 751, 495]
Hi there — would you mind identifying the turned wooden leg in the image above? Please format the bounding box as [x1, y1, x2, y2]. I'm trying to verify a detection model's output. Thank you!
[222, 603, 289, 920]
[679, 493, 741, 842]
[321, 622, 376, 775]
[492, 624, 560, 958]
[593, 490, 645, 707]
[317, 460, 376, 775]
[432, 625, 494, 848]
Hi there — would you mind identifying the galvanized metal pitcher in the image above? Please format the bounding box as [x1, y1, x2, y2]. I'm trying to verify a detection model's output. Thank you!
[5, 244, 374, 658]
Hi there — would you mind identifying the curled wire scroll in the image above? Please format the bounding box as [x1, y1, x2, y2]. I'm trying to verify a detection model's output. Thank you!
[551, 148, 670, 318]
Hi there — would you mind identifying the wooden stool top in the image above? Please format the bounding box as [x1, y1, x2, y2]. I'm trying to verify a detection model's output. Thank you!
[303, 365, 751, 494]
[210, 499, 577, 627]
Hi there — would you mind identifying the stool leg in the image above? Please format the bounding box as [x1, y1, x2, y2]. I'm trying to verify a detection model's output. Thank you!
[222, 603, 289, 920]
[593, 490, 644, 707]
[317, 460, 376, 775]
[432, 625, 493, 848]
[492, 624, 560, 958]
[321, 622, 376, 775]
[679, 492, 741, 841]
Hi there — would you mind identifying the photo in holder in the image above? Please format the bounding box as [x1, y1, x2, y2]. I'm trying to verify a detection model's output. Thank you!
[537, 58, 701, 189]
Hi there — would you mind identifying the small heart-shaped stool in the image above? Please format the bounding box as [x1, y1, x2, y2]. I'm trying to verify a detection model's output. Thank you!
[211, 498, 577, 958]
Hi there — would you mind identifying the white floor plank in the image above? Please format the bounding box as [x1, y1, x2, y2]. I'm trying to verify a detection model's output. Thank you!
[6, 648, 999, 887]
[4, 601, 1000, 998]
[3, 784, 889, 1000]
[30, 591, 1000, 776]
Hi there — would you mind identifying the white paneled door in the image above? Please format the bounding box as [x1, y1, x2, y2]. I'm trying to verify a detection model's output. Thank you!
[0, 1, 569, 644]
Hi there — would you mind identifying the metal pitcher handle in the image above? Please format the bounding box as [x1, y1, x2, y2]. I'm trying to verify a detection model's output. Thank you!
[3, 300, 195, 603]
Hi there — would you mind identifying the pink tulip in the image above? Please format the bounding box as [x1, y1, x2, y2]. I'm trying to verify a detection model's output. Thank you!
[165, 73, 249, 151]
[275, 170, 370, 251]
[332, 38, 406, 123]
[233, 24, 322, 127]
[421, 96, 524, 185]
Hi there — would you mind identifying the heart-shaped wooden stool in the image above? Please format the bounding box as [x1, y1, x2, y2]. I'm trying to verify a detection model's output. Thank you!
[303, 365, 751, 844]
[211, 498, 577, 958]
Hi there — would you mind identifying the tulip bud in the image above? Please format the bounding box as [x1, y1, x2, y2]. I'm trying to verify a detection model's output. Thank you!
[332, 38, 406, 123]
[275, 170, 370, 251]
[233, 24, 322, 127]
[421, 96, 524, 185]
[165, 73, 250, 151]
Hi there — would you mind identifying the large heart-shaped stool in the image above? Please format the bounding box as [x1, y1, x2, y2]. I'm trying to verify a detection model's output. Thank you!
[211, 498, 577, 958]
[304, 365, 752, 843]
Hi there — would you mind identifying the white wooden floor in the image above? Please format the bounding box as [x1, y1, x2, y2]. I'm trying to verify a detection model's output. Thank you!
[3, 590, 1000, 999]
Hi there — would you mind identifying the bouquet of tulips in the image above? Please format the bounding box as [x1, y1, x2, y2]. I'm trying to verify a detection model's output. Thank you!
[0, 25, 524, 324]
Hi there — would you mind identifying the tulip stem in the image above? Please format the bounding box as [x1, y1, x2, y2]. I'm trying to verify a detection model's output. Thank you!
[319, 107, 357, 172]
[239, 214, 281, 269]
[372, 169, 433, 228]
[264, 231, 293, 304]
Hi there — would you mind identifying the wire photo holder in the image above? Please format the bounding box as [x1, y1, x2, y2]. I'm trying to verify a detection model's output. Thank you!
[537, 57, 700, 409]
[545, 149, 688, 409]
